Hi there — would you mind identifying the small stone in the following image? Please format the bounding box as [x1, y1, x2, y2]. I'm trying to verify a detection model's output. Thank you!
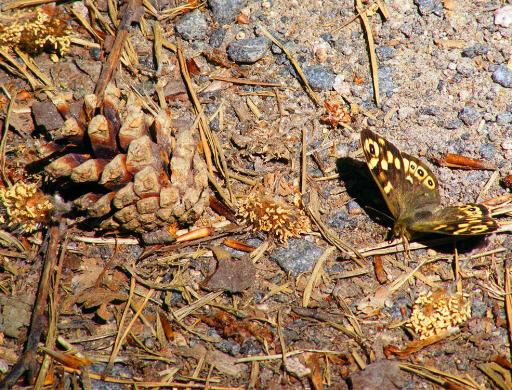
[346, 200, 362, 215]
[501, 139, 512, 150]
[270, 238, 323, 276]
[378, 66, 395, 96]
[479, 144, 496, 160]
[227, 37, 269, 63]
[398, 106, 414, 120]
[497, 113, 512, 124]
[495, 5, 512, 28]
[209, 28, 226, 48]
[302, 65, 336, 91]
[492, 65, 512, 88]
[462, 43, 489, 58]
[471, 299, 488, 318]
[32, 101, 65, 131]
[448, 62, 457, 70]
[444, 118, 463, 130]
[456, 63, 474, 77]
[327, 211, 349, 228]
[376, 45, 395, 62]
[208, 0, 247, 24]
[175, 9, 208, 41]
[458, 106, 481, 126]
[414, 0, 443, 16]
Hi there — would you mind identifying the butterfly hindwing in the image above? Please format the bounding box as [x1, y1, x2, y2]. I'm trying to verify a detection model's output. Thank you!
[410, 203, 498, 235]
[360, 128, 498, 237]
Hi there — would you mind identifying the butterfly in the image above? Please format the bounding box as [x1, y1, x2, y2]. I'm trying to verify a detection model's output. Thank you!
[360, 128, 498, 240]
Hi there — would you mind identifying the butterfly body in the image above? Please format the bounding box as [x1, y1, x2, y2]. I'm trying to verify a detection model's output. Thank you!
[360, 128, 497, 239]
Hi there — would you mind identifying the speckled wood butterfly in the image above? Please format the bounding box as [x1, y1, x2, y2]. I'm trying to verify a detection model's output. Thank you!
[360, 128, 498, 240]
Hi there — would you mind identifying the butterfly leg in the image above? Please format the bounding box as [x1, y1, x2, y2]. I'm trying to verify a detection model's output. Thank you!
[401, 233, 411, 259]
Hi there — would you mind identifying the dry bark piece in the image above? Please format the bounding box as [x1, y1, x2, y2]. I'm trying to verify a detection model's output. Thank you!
[202, 249, 256, 292]
[348, 360, 407, 389]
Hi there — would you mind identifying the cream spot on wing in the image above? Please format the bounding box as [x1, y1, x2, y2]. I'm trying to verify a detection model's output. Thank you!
[406, 175, 413, 184]
[394, 158, 401, 170]
[368, 157, 379, 169]
[468, 225, 490, 234]
[383, 181, 393, 194]
[402, 158, 410, 173]
[433, 224, 447, 231]
[458, 223, 469, 228]
[378, 137, 385, 146]
[409, 161, 417, 174]
[423, 176, 436, 190]
[386, 151, 393, 163]
[380, 159, 388, 170]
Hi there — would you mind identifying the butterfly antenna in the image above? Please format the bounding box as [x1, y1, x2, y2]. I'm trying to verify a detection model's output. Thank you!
[363, 205, 395, 224]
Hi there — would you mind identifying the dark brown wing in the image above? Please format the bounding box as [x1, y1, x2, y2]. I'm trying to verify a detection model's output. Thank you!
[360, 128, 440, 220]
[409, 203, 498, 235]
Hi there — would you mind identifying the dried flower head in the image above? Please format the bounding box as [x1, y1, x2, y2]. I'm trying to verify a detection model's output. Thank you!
[407, 289, 471, 340]
[237, 194, 310, 243]
[0, 7, 72, 56]
[320, 98, 353, 128]
[0, 182, 53, 233]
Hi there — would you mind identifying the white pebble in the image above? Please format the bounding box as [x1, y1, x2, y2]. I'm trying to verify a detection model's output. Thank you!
[501, 139, 512, 150]
[495, 5, 512, 27]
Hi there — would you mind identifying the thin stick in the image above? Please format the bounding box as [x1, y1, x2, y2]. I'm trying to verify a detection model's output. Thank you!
[303, 246, 335, 307]
[355, 0, 380, 106]
[301, 127, 307, 194]
[258, 24, 321, 107]
[94, 0, 143, 104]
[209, 75, 284, 88]
[0, 88, 14, 186]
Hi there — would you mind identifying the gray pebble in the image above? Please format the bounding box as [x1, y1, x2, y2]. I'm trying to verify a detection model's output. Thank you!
[216, 339, 241, 356]
[479, 143, 496, 160]
[414, 0, 443, 16]
[208, 0, 246, 24]
[444, 118, 463, 130]
[376, 45, 396, 62]
[175, 9, 208, 41]
[458, 106, 481, 125]
[303, 65, 336, 91]
[227, 37, 270, 64]
[462, 43, 489, 58]
[492, 65, 512, 88]
[327, 210, 349, 228]
[378, 66, 395, 96]
[497, 113, 512, 124]
[270, 238, 323, 276]
[456, 62, 475, 77]
[471, 299, 488, 318]
[209, 28, 226, 48]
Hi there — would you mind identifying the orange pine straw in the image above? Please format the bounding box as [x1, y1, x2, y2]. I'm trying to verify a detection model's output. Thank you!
[222, 238, 256, 253]
[175, 227, 213, 242]
[436, 153, 495, 170]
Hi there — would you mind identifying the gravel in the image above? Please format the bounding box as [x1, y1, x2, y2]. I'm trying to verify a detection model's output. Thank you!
[270, 238, 323, 275]
[208, 0, 247, 24]
[492, 65, 512, 88]
[303, 65, 336, 91]
[458, 106, 482, 126]
[175, 9, 208, 41]
[227, 37, 270, 63]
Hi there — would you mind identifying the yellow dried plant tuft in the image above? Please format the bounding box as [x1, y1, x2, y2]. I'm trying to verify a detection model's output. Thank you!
[407, 289, 471, 340]
[0, 7, 72, 56]
[0, 182, 53, 233]
[237, 194, 310, 243]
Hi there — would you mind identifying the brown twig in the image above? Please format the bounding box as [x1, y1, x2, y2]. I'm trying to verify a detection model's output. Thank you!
[0, 221, 66, 389]
[94, 0, 144, 104]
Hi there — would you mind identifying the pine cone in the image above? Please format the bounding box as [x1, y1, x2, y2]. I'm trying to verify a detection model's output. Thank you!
[38, 86, 208, 239]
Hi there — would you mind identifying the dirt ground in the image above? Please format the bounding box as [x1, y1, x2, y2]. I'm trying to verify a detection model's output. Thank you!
[0, 0, 512, 389]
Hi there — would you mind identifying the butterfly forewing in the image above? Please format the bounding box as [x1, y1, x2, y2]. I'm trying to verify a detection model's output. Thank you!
[360, 128, 440, 220]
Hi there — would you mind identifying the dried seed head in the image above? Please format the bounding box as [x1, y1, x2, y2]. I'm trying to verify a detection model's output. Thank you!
[237, 194, 310, 243]
[407, 289, 471, 340]
[0, 7, 72, 56]
[0, 182, 53, 233]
